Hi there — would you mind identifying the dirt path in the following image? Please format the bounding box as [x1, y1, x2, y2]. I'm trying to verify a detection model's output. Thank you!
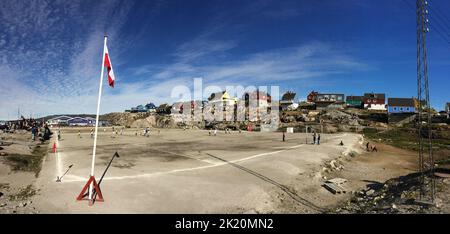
[315, 140, 419, 211]
[0, 131, 48, 214]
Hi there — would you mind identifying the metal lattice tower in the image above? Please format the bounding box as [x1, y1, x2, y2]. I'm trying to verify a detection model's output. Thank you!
[416, 0, 435, 202]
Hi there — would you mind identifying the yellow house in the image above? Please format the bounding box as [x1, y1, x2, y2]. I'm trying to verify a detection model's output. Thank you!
[208, 91, 236, 106]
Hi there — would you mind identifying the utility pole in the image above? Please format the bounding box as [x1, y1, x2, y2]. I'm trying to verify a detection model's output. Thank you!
[416, 0, 435, 203]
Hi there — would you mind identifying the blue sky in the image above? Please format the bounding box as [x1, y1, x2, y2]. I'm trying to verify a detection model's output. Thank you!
[1, 0, 449, 119]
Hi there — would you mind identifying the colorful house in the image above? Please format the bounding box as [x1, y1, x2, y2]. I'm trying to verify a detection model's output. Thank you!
[208, 91, 236, 106]
[145, 103, 157, 112]
[313, 93, 345, 110]
[346, 96, 364, 108]
[364, 93, 386, 111]
[307, 91, 318, 103]
[243, 90, 271, 108]
[280, 91, 298, 111]
[388, 98, 416, 114]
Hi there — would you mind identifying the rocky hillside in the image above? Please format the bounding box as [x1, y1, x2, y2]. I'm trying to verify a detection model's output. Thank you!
[334, 171, 450, 214]
[101, 112, 174, 128]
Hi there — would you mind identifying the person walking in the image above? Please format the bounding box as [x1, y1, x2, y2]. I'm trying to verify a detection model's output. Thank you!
[78, 130, 81, 139]
[31, 125, 37, 141]
[90, 128, 94, 139]
[372, 145, 378, 152]
[282, 131, 285, 142]
[317, 133, 321, 145]
[313, 132, 316, 145]
[214, 129, 217, 136]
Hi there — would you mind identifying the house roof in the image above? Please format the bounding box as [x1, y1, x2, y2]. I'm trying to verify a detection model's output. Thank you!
[317, 93, 344, 96]
[364, 93, 385, 100]
[49, 115, 72, 121]
[208, 91, 228, 101]
[346, 96, 364, 101]
[281, 91, 296, 101]
[388, 98, 415, 107]
[68, 117, 87, 120]
[67, 117, 93, 123]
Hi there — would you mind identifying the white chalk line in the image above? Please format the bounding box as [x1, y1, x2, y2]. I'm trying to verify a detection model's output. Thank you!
[61, 133, 350, 183]
[62, 143, 306, 183]
[55, 136, 62, 178]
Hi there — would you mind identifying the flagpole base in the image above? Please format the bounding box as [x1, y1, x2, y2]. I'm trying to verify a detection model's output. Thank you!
[76, 176, 104, 206]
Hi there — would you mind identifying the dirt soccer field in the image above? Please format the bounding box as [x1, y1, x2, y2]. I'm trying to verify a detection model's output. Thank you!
[31, 127, 363, 213]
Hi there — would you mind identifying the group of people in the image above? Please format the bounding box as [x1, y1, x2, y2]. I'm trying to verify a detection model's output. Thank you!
[312, 132, 321, 145]
[3, 116, 43, 133]
[30, 124, 53, 142]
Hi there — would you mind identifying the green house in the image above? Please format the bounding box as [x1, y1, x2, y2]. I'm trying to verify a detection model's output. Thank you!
[346, 96, 364, 108]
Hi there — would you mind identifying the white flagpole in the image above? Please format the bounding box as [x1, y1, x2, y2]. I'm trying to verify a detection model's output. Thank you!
[89, 36, 108, 200]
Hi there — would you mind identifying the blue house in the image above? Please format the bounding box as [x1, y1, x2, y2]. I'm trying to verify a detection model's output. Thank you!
[145, 103, 157, 112]
[388, 98, 416, 114]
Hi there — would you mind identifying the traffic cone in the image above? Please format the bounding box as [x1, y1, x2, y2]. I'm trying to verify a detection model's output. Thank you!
[52, 142, 56, 153]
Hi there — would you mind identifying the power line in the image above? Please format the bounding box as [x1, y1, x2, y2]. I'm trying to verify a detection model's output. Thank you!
[428, 22, 450, 45]
[428, 4, 450, 42]
[430, 1, 450, 27]
[401, 0, 450, 46]
[429, 7, 450, 32]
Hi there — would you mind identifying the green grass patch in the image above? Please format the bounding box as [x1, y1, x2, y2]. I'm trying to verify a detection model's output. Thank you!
[363, 126, 450, 153]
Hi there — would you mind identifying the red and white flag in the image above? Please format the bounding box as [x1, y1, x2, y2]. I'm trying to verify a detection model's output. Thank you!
[104, 44, 115, 88]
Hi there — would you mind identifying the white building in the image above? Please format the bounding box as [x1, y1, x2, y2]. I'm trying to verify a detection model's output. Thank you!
[46, 116, 72, 126]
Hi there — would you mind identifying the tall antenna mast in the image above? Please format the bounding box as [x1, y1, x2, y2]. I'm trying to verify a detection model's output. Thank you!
[416, 0, 435, 203]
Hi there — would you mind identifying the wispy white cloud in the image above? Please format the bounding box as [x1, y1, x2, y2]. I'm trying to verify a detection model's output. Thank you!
[0, 0, 140, 119]
[0, 0, 370, 120]
[126, 41, 371, 106]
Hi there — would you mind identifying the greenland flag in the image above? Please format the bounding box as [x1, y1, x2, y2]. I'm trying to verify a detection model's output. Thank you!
[104, 44, 115, 88]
